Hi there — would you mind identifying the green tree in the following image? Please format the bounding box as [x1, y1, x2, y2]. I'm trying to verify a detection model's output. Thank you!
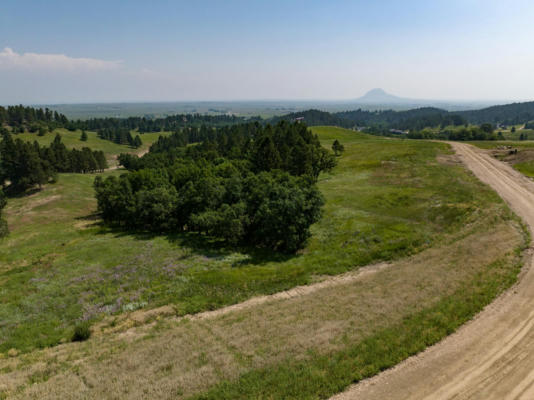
[253, 135, 281, 172]
[244, 171, 324, 252]
[332, 139, 345, 156]
[133, 135, 142, 148]
[80, 130, 88, 141]
[480, 123, 494, 134]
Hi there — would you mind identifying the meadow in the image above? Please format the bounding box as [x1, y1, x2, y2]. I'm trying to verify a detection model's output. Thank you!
[0, 127, 519, 355]
[0, 127, 527, 399]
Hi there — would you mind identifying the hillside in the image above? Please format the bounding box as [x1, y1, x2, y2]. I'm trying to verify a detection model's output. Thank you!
[457, 101, 534, 125]
[271, 101, 534, 131]
[0, 126, 525, 399]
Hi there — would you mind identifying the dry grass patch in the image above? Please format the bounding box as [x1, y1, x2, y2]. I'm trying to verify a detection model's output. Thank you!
[436, 153, 461, 166]
[0, 215, 524, 399]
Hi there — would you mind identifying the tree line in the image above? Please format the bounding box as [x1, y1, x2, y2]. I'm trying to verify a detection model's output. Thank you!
[0, 131, 108, 192]
[6, 103, 534, 145]
[0, 105, 69, 134]
[95, 121, 337, 253]
[404, 124, 499, 141]
[77, 113, 250, 133]
[97, 128, 142, 148]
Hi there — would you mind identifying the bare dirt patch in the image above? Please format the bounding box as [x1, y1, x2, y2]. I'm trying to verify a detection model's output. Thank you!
[490, 147, 534, 165]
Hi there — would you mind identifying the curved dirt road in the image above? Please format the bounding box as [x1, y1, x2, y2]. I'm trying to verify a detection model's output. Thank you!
[332, 142, 534, 400]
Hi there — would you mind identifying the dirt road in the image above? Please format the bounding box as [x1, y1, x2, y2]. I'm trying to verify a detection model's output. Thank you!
[332, 142, 534, 400]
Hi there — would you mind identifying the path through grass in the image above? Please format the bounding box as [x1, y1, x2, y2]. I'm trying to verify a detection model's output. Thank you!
[0, 127, 509, 353]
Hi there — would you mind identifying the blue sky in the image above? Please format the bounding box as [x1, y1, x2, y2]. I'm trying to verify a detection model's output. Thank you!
[1, 0, 534, 103]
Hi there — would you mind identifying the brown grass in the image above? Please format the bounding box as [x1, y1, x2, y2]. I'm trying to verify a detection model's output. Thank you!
[436, 153, 462, 166]
[0, 215, 523, 399]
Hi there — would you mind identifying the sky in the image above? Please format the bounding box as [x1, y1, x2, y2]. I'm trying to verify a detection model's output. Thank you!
[1, 0, 534, 104]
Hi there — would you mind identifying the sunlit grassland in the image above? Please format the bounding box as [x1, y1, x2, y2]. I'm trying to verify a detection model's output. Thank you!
[469, 140, 534, 149]
[0, 127, 511, 354]
[514, 162, 534, 178]
[15, 128, 171, 166]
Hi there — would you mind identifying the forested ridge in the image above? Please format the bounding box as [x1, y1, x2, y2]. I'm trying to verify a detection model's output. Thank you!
[5, 102, 534, 143]
[267, 103, 534, 132]
[95, 121, 336, 252]
[456, 101, 534, 125]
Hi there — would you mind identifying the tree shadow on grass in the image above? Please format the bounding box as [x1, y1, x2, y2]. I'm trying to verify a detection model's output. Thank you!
[5, 186, 42, 198]
[82, 212, 297, 267]
[74, 212, 105, 229]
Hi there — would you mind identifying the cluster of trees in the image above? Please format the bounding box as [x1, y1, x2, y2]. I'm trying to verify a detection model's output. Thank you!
[0, 131, 108, 191]
[406, 124, 499, 141]
[0, 105, 69, 134]
[95, 121, 336, 252]
[97, 128, 142, 148]
[120, 121, 337, 179]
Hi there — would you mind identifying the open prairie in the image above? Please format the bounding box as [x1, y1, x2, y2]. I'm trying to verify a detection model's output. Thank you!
[0, 127, 527, 399]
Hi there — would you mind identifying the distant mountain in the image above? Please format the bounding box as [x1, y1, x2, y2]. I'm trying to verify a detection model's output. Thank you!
[349, 89, 499, 111]
[355, 88, 410, 104]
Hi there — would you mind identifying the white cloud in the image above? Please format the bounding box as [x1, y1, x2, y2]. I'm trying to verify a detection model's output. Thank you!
[0, 47, 121, 71]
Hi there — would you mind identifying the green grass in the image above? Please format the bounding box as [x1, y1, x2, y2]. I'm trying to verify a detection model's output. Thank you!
[188, 248, 526, 400]
[0, 127, 511, 353]
[15, 128, 171, 166]
[468, 140, 534, 150]
[497, 128, 534, 141]
[514, 162, 534, 178]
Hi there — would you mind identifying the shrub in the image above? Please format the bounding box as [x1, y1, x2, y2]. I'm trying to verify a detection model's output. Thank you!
[71, 322, 91, 342]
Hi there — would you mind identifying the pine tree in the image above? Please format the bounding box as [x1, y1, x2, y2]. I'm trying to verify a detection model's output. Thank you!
[81, 130, 88, 141]
[253, 135, 281, 172]
[133, 135, 142, 148]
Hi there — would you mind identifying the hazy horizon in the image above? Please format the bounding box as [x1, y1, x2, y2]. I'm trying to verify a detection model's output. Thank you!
[2, 0, 534, 104]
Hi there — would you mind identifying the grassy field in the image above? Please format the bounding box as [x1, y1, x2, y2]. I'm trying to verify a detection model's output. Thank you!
[514, 162, 534, 178]
[15, 129, 171, 166]
[0, 128, 526, 399]
[469, 140, 534, 150]
[0, 127, 518, 357]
